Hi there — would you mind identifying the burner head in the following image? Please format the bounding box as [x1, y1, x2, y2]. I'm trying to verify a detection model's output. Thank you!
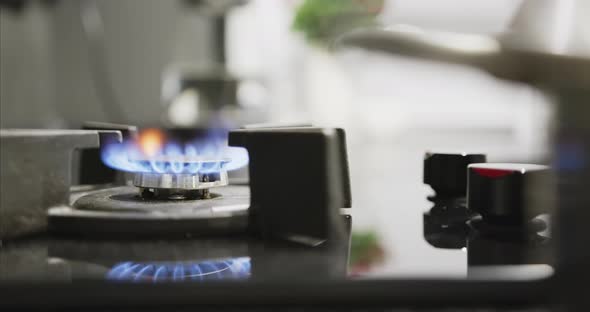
[128, 155, 231, 200]
[134, 171, 228, 200]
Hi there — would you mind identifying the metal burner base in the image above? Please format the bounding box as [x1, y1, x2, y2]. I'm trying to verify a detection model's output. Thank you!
[48, 185, 249, 237]
[133, 172, 228, 200]
[138, 187, 213, 200]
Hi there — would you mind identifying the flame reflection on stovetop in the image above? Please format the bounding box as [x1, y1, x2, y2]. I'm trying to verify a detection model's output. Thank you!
[106, 257, 251, 282]
[100, 128, 249, 175]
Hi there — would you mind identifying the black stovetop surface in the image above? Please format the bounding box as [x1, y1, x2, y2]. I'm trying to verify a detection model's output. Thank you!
[0, 141, 558, 310]
[0, 230, 350, 284]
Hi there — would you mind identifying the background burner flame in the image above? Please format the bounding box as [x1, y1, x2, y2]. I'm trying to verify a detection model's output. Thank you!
[106, 257, 251, 282]
[101, 128, 249, 174]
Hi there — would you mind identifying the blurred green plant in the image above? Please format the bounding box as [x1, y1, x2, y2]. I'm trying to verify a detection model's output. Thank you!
[293, 0, 383, 47]
[349, 230, 385, 274]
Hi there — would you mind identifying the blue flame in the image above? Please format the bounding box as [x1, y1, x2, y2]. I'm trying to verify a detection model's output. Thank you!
[100, 131, 249, 174]
[106, 257, 251, 282]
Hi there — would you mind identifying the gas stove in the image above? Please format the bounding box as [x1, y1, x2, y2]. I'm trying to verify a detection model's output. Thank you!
[29, 124, 351, 241]
[0, 124, 570, 310]
[0, 124, 352, 287]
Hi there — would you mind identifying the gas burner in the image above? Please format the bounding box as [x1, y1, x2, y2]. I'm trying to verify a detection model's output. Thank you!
[130, 155, 230, 200]
[47, 127, 251, 236]
[134, 171, 228, 200]
[43, 125, 351, 245]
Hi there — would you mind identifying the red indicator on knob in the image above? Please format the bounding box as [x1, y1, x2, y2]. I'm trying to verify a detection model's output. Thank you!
[472, 168, 513, 178]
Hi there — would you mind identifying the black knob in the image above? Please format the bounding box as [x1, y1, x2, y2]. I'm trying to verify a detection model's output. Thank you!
[467, 163, 550, 225]
[424, 152, 487, 198]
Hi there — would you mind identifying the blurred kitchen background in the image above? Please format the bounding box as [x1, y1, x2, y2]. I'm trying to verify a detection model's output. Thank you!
[0, 0, 554, 277]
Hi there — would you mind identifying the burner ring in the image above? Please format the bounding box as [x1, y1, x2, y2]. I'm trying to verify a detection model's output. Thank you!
[49, 186, 250, 237]
[133, 172, 228, 190]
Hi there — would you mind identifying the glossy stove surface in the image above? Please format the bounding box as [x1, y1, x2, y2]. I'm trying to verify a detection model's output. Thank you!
[0, 234, 350, 284]
[0, 208, 550, 285]
[0, 133, 553, 285]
